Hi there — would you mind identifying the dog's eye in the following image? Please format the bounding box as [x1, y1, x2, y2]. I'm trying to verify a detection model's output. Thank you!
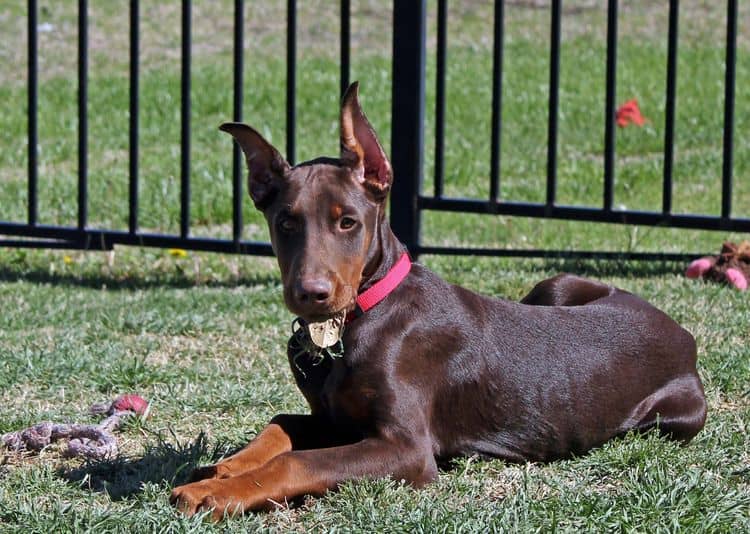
[339, 217, 357, 230]
[278, 217, 297, 233]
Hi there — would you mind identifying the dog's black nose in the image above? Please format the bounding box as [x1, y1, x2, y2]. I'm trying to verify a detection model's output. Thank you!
[295, 278, 333, 305]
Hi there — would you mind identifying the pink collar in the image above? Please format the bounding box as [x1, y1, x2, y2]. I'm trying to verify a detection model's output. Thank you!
[348, 252, 412, 321]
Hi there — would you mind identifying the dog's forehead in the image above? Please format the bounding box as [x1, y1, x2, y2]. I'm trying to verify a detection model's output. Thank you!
[283, 161, 363, 208]
[289, 160, 344, 182]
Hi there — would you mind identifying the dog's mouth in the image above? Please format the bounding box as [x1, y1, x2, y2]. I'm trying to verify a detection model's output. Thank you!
[286, 285, 358, 324]
[297, 302, 354, 324]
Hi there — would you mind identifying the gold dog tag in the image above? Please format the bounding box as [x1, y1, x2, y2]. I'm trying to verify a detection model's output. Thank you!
[307, 312, 346, 348]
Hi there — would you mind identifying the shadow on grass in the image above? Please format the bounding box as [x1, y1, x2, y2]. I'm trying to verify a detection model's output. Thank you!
[0, 266, 279, 291]
[57, 433, 242, 501]
[430, 255, 689, 280]
[530, 258, 688, 278]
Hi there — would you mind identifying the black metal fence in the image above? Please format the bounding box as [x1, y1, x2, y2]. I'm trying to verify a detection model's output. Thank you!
[2, 1, 749, 260]
[390, 0, 749, 260]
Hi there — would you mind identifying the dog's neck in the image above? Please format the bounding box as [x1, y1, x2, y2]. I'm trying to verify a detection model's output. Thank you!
[359, 206, 407, 293]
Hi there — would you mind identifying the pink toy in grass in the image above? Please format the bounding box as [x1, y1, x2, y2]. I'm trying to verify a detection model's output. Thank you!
[112, 394, 150, 416]
[685, 241, 750, 291]
[725, 268, 748, 290]
[685, 258, 713, 279]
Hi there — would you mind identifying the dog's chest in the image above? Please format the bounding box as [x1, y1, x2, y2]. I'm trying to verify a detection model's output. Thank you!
[320, 362, 381, 426]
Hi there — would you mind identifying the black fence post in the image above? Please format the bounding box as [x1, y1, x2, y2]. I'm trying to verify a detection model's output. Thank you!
[546, 0, 561, 211]
[129, 0, 140, 235]
[78, 0, 88, 231]
[340, 0, 350, 98]
[603, 0, 618, 212]
[662, 0, 679, 216]
[287, 0, 297, 165]
[28, 0, 38, 226]
[180, 0, 191, 239]
[390, 0, 426, 256]
[232, 0, 244, 246]
[721, 0, 737, 222]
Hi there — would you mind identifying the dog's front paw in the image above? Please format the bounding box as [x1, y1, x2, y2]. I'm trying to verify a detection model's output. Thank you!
[171, 480, 232, 519]
[171, 476, 269, 520]
[170, 481, 207, 517]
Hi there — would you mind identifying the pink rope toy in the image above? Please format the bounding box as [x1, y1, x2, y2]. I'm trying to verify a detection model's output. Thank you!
[1, 394, 150, 460]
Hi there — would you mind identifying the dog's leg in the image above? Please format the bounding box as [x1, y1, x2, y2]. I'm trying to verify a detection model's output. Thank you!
[188, 414, 356, 482]
[521, 273, 616, 307]
[171, 434, 437, 519]
[619, 374, 707, 443]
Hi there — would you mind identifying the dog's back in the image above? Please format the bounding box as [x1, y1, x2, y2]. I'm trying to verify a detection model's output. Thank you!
[337, 265, 706, 463]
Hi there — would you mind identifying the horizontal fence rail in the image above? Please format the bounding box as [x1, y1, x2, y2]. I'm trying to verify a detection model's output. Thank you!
[2, 1, 749, 261]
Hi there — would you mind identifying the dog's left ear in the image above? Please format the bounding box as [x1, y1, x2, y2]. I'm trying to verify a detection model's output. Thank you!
[219, 122, 290, 210]
[340, 82, 393, 201]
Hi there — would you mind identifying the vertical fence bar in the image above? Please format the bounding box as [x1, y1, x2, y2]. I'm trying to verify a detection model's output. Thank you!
[603, 0, 618, 211]
[287, 0, 296, 165]
[434, 0, 447, 198]
[129, 0, 139, 234]
[721, 0, 737, 220]
[390, 0, 426, 254]
[27, 0, 38, 225]
[78, 0, 88, 229]
[232, 0, 244, 244]
[180, 0, 191, 239]
[489, 0, 504, 203]
[546, 0, 561, 209]
[340, 0, 350, 97]
[662, 0, 678, 215]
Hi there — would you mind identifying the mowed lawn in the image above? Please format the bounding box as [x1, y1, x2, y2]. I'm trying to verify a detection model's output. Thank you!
[1, 1, 749, 532]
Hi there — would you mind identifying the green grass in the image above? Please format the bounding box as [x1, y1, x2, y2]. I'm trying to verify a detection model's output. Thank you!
[0, 249, 748, 532]
[1, 1, 749, 532]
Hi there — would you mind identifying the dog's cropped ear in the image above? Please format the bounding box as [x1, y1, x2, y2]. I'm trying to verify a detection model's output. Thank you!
[219, 123, 289, 210]
[340, 82, 393, 201]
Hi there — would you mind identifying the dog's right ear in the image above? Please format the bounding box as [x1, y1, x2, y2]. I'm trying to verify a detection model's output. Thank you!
[219, 123, 289, 210]
[340, 82, 393, 202]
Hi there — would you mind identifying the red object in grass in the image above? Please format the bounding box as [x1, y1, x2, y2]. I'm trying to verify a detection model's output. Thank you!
[616, 99, 646, 128]
[112, 394, 150, 416]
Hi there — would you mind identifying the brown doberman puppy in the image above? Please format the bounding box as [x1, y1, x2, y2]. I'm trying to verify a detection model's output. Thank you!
[170, 82, 707, 519]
